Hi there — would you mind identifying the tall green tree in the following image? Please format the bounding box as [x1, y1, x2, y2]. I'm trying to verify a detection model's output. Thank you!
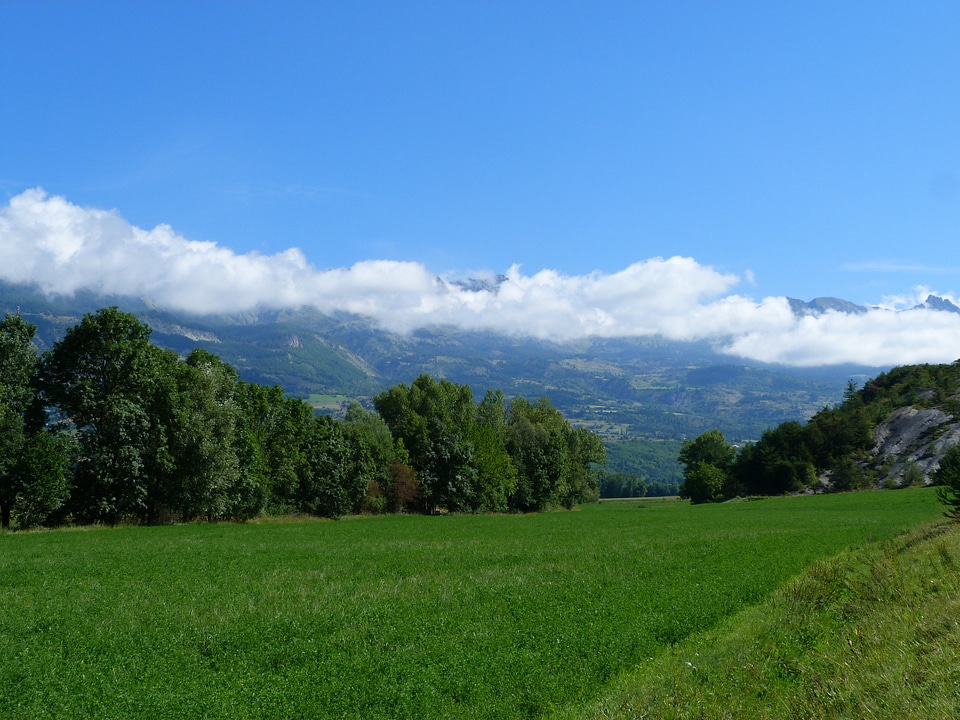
[469, 390, 518, 512]
[0, 313, 70, 530]
[167, 350, 243, 521]
[374, 374, 478, 512]
[679, 429, 735, 503]
[564, 426, 606, 506]
[297, 415, 367, 518]
[233, 381, 308, 514]
[506, 397, 572, 511]
[343, 402, 398, 513]
[134, 345, 181, 523]
[0, 312, 36, 530]
[38, 307, 161, 524]
[503, 395, 606, 511]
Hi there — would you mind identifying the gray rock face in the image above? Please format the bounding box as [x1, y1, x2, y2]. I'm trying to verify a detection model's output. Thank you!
[870, 405, 960, 485]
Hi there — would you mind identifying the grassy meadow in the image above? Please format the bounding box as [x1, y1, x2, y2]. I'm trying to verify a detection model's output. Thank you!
[0, 489, 944, 719]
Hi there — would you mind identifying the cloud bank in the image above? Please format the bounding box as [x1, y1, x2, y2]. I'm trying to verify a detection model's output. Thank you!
[3, 188, 960, 368]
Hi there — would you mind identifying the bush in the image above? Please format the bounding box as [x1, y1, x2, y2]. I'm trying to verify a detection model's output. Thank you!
[682, 461, 726, 504]
[934, 445, 960, 519]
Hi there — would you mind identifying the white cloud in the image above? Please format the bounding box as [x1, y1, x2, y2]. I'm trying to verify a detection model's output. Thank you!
[3, 188, 960, 367]
[721, 309, 960, 367]
[875, 286, 960, 312]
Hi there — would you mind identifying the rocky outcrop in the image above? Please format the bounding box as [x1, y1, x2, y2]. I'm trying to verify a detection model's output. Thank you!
[148, 320, 221, 343]
[870, 403, 960, 485]
[914, 295, 960, 314]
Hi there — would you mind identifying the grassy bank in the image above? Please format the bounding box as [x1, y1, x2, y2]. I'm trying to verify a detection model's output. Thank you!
[560, 514, 960, 719]
[0, 489, 943, 719]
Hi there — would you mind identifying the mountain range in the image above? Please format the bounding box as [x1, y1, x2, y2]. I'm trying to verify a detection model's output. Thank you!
[1, 281, 905, 448]
[787, 294, 960, 316]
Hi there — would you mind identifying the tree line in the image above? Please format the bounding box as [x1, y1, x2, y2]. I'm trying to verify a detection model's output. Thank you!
[676, 385, 875, 504]
[0, 308, 606, 530]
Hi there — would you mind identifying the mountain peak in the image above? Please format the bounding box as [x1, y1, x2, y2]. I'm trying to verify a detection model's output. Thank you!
[917, 295, 960, 313]
[787, 297, 867, 317]
[448, 275, 508, 294]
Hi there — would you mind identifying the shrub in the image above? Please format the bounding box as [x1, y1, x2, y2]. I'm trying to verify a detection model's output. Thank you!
[934, 445, 960, 519]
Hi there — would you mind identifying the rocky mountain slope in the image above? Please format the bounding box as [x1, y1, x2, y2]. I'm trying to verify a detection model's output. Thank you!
[838, 362, 960, 487]
[870, 403, 960, 485]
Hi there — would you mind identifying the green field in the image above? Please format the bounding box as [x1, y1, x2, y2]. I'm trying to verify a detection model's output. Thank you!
[0, 490, 943, 719]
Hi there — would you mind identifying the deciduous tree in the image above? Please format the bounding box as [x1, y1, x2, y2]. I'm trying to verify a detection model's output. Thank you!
[374, 374, 478, 512]
[38, 307, 159, 523]
[0, 313, 70, 530]
[683, 461, 726, 504]
[678, 429, 734, 503]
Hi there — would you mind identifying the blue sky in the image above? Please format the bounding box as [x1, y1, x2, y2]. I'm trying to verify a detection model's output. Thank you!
[2, 1, 960, 366]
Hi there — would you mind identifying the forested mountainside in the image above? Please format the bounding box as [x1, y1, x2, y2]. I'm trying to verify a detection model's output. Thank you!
[678, 360, 960, 502]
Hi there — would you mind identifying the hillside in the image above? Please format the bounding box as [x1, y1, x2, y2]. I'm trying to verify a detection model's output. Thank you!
[688, 360, 960, 499]
[860, 362, 960, 486]
[0, 281, 872, 449]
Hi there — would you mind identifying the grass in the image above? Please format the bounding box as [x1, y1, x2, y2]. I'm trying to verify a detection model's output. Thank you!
[558, 516, 960, 720]
[0, 489, 944, 719]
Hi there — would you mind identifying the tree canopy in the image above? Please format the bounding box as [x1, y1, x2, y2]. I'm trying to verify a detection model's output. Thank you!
[375, 374, 605, 514]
